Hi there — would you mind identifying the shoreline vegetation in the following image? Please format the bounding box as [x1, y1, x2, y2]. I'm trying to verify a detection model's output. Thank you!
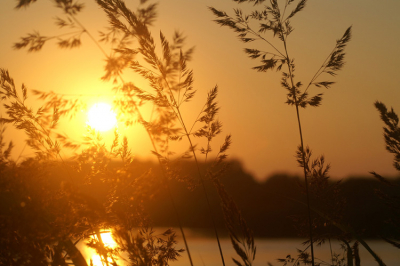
[49, 159, 400, 239]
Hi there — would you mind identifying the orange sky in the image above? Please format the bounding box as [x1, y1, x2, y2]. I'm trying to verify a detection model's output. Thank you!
[1, 0, 400, 180]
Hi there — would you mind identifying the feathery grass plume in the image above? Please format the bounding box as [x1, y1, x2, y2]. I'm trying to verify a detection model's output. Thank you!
[14, 0, 86, 52]
[92, 1, 200, 263]
[93, 2, 239, 264]
[295, 146, 346, 242]
[293, 146, 387, 266]
[192, 84, 255, 266]
[192, 81, 255, 266]
[210, 1, 352, 265]
[374, 101, 400, 171]
[370, 101, 400, 249]
[293, 146, 369, 266]
[193, 86, 221, 158]
[0, 68, 82, 159]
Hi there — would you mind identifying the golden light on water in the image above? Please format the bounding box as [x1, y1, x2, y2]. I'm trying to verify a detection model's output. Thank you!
[99, 232, 117, 248]
[88, 231, 118, 266]
[87, 103, 117, 132]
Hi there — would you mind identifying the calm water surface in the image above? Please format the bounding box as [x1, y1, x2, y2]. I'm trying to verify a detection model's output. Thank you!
[171, 237, 400, 266]
[78, 229, 400, 266]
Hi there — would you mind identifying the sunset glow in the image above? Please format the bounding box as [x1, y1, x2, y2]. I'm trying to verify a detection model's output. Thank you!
[87, 103, 117, 132]
[1, 1, 399, 179]
[1, 1, 400, 266]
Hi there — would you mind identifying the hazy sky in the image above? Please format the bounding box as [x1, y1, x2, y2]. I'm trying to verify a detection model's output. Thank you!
[1, 0, 400, 180]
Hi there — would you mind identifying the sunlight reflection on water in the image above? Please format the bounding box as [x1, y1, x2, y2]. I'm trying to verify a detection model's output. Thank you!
[76, 231, 118, 266]
[76, 228, 400, 266]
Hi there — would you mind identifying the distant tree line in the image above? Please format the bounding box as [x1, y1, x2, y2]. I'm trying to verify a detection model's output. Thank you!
[55, 159, 400, 239]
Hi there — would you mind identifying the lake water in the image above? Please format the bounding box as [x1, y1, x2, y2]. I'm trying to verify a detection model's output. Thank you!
[77, 229, 400, 266]
[170, 237, 400, 266]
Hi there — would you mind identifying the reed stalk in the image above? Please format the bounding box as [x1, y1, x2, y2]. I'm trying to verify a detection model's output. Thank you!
[210, 1, 353, 265]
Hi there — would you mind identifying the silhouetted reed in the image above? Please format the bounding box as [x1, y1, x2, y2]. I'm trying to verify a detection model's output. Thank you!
[209, 0, 388, 265]
[371, 102, 400, 250]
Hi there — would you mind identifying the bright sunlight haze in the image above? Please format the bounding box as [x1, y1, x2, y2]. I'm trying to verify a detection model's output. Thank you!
[87, 103, 117, 132]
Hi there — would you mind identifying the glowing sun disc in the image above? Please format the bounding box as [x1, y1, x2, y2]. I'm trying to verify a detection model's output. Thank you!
[87, 103, 117, 132]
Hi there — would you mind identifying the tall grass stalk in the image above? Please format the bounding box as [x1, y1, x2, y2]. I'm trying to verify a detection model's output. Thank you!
[94, 0, 227, 263]
[282, 33, 315, 265]
[94, 0, 232, 263]
[159, 78, 227, 265]
[210, 0, 352, 265]
[372, 101, 400, 251]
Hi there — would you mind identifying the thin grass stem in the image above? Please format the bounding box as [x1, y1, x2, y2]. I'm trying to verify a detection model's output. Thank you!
[282, 34, 315, 266]
[304, 44, 339, 94]
[242, 24, 285, 58]
[163, 78, 226, 266]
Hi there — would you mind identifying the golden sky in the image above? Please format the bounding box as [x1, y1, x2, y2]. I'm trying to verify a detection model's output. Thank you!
[1, 0, 400, 180]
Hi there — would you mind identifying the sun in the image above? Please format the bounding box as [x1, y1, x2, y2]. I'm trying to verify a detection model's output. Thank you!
[87, 103, 117, 132]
